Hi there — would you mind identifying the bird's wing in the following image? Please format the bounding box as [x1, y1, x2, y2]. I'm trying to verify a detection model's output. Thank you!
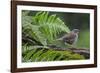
[63, 33, 77, 44]
[66, 33, 76, 39]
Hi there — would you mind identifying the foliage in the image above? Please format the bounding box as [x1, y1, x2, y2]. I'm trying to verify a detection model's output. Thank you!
[22, 11, 70, 46]
[22, 45, 85, 62]
[22, 11, 88, 62]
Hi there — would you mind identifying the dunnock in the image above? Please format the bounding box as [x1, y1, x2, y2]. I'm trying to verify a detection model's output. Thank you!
[57, 29, 79, 45]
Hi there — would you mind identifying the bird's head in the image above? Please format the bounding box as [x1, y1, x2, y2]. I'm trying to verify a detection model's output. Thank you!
[71, 29, 79, 34]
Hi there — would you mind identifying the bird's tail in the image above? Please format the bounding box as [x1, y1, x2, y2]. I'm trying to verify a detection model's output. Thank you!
[56, 38, 63, 41]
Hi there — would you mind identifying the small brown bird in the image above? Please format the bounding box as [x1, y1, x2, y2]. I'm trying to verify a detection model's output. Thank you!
[57, 29, 79, 45]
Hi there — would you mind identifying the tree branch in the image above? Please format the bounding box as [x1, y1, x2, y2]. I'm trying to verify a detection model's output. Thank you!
[48, 47, 89, 59]
[27, 45, 90, 59]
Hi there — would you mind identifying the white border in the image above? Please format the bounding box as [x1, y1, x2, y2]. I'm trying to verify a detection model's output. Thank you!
[17, 5, 94, 68]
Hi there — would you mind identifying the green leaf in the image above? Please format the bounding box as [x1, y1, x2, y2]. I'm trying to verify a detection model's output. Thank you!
[23, 48, 37, 61]
[22, 11, 71, 48]
[31, 49, 44, 61]
[22, 45, 85, 62]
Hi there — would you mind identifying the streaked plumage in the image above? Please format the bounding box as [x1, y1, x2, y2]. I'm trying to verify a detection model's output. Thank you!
[57, 29, 79, 45]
